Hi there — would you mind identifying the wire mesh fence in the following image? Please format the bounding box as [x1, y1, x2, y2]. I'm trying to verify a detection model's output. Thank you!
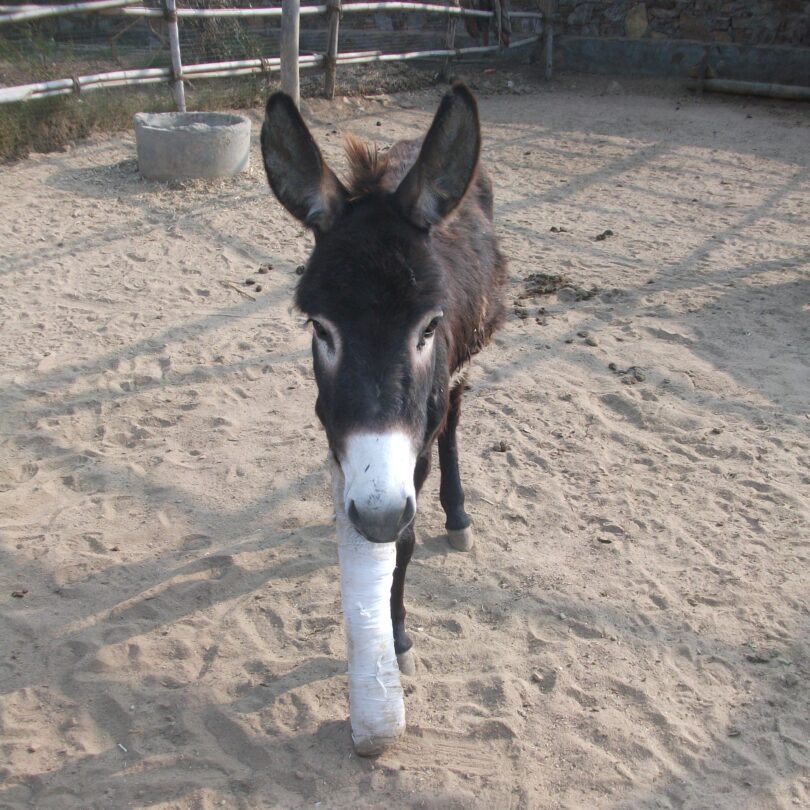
[0, 4, 166, 87]
[0, 1, 545, 98]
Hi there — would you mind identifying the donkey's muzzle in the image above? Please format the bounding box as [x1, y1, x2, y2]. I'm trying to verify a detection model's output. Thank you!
[340, 431, 418, 543]
[348, 496, 416, 544]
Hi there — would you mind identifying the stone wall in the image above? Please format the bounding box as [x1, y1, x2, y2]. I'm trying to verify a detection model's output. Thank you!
[553, 1, 810, 47]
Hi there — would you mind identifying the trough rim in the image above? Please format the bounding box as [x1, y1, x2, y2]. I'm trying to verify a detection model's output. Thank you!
[132, 111, 250, 133]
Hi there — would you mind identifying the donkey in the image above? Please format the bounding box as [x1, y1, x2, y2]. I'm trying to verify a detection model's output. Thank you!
[261, 83, 506, 672]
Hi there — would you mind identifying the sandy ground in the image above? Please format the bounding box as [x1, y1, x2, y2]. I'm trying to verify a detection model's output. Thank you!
[1, 72, 809, 809]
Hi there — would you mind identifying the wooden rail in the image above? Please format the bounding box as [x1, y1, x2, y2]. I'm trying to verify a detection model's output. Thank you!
[0, 1, 549, 106]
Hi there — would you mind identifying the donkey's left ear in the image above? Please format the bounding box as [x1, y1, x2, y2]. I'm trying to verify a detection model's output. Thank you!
[261, 93, 347, 233]
[393, 83, 481, 229]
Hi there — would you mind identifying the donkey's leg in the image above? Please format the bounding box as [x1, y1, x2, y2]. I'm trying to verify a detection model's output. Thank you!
[391, 525, 416, 675]
[391, 453, 430, 676]
[439, 381, 474, 551]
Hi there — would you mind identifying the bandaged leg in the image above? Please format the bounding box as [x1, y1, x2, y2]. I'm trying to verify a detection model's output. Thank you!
[332, 462, 406, 756]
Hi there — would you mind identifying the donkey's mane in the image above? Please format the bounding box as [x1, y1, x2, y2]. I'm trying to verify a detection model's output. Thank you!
[344, 135, 390, 199]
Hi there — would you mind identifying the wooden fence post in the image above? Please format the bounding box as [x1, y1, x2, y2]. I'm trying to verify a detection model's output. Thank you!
[542, 0, 554, 80]
[0, 4, 545, 106]
[324, 0, 341, 99]
[281, 0, 300, 107]
[164, 0, 185, 111]
[439, 0, 459, 82]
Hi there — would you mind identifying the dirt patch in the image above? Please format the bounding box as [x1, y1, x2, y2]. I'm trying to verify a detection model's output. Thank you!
[1, 76, 809, 809]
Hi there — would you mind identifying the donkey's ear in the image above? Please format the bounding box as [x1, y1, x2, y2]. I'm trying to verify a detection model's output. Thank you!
[393, 83, 481, 229]
[261, 93, 347, 232]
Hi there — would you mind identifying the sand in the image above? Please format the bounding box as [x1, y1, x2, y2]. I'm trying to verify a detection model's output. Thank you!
[1, 72, 809, 809]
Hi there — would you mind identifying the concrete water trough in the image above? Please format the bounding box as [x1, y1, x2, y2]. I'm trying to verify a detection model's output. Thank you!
[134, 112, 251, 181]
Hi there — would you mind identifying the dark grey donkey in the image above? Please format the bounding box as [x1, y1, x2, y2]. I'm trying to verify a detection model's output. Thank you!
[261, 83, 506, 675]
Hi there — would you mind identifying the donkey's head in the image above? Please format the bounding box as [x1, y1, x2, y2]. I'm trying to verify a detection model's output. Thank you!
[261, 85, 480, 543]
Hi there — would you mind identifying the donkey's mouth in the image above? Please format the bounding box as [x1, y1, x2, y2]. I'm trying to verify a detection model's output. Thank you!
[347, 496, 416, 544]
[337, 431, 418, 544]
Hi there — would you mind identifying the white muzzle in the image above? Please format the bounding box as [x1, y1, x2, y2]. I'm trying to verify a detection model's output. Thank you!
[340, 432, 417, 544]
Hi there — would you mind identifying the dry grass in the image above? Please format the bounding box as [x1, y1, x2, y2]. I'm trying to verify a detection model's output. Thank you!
[0, 77, 266, 163]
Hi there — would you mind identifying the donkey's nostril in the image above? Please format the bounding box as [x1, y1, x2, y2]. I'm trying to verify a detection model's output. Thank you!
[348, 500, 361, 527]
[399, 496, 416, 531]
[347, 495, 415, 543]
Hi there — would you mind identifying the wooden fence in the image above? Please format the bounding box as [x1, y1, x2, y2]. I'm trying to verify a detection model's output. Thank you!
[0, 0, 549, 107]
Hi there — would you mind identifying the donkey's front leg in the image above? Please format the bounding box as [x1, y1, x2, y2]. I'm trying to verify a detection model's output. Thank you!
[390, 452, 430, 676]
[391, 525, 416, 675]
[438, 381, 474, 551]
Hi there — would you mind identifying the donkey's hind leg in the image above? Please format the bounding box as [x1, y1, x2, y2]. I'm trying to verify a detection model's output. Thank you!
[391, 453, 430, 675]
[439, 381, 474, 551]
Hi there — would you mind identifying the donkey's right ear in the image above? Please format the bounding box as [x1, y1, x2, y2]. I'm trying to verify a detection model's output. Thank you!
[261, 93, 347, 232]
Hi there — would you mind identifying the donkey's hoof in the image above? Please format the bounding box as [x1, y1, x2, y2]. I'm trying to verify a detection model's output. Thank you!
[397, 648, 416, 676]
[353, 734, 400, 757]
[447, 526, 474, 552]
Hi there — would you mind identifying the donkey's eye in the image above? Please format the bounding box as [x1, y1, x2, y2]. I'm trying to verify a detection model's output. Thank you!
[310, 319, 333, 347]
[417, 317, 441, 350]
[423, 317, 441, 339]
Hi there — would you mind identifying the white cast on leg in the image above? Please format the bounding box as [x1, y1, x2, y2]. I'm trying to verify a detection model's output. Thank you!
[331, 459, 406, 756]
